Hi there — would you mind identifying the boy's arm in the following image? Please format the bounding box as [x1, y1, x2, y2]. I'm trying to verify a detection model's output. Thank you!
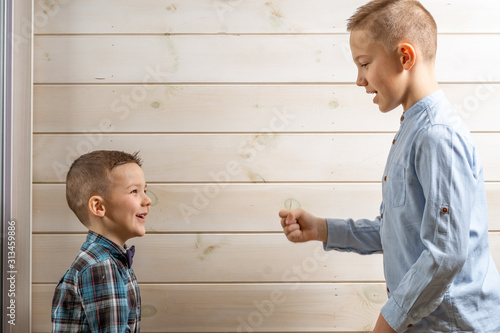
[279, 208, 383, 254]
[52, 277, 88, 332]
[381, 125, 475, 331]
[372, 313, 397, 333]
[323, 216, 383, 254]
[79, 260, 135, 332]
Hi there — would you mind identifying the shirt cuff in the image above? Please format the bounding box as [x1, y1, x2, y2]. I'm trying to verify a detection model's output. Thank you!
[381, 296, 417, 333]
[323, 218, 348, 251]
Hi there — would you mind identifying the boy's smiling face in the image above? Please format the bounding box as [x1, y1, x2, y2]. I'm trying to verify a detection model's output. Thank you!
[100, 162, 151, 246]
[350, 29, 407, 113]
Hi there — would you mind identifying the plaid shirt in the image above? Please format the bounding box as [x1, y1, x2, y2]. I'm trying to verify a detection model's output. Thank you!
[52, 231, 141, 332]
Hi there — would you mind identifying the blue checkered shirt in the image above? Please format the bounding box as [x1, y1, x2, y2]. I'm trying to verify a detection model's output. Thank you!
[52, 231, 141, 332]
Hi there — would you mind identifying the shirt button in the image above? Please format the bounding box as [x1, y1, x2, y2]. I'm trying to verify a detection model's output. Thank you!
[400, 115, 404, 121]
[381, 213, 383, 219]
[407, 324, 413, 328]
[384, 176, 387, 181]
[392, 139, 396, 144]
[441, 207, 449, 214]
[387, 287, 390, 293]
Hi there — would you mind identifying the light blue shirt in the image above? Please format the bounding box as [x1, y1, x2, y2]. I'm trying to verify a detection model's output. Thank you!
[325, 90, 500, 332]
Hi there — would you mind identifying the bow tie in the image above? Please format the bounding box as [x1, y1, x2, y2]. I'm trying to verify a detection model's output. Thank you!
[126, 245, 135, 268]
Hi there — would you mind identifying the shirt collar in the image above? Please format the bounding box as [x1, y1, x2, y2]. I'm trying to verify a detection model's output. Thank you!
[86, 230, 129, 267]
[402, 89, 445, 121]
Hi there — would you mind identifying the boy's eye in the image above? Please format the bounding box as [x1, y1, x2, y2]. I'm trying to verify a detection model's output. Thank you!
[361, 63, 369, 68]
[131, 189, 138, 194]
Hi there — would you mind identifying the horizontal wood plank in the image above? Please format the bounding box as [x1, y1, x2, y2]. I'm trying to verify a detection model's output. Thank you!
[33, 183, 384, 233]
[34, 0, 500, 34]
[33, 133, 500, 183]
[34, 283, 387, 332]
[33, 133, 391, 182]
[32, 233, 500, 284]
[33, 84, 500, 133]
[33, 183, 500, 233]
[34, 35, 500, 83]
[32, 233, 385, 283]
[32, 84, 402, 133]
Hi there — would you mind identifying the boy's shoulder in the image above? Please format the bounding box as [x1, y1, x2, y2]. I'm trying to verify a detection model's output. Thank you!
[414, 91, 472, 140]
[71, 240, 116, 273]
[59, 232, 128, 285]
[57, 242, 113, 287]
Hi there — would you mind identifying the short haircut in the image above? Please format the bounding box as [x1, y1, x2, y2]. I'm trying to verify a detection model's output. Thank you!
[66, 150, 143, 225]
[347, 0, 437, 62]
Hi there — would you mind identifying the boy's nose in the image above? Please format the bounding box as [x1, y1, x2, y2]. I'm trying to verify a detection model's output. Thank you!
[356, 72, 367, 86]
[143, 192, 152, 206]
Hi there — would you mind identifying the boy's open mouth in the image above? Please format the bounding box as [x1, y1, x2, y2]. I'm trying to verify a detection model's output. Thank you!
[367, 90, 378, 103]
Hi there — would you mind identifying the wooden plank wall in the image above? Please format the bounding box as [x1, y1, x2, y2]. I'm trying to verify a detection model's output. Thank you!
[32, 1, 500, 332]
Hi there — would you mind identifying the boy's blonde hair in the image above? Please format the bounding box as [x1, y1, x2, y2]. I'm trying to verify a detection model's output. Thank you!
[347, 0, 437, 62]
[66, 150, 143, 225]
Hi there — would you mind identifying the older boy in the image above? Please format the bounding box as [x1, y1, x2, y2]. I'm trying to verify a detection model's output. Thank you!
[52, 150, 151, 332]
[279, 1, 500, 332]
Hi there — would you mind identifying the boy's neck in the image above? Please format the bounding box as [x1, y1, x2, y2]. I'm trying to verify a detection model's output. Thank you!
[402, 62, 440, 112]
[87, 223, 128, 247]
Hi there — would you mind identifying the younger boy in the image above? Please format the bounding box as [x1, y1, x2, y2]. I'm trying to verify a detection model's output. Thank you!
[280, 1, 500, 332]
[52, 150, 151, 332]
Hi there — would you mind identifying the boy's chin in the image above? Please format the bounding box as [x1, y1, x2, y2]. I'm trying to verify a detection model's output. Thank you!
[130, 226, 147, 238]
[378, 103, 398, 113]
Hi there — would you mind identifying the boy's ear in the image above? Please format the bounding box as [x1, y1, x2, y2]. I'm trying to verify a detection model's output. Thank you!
[88, 195, 105, 217]
[398, 43, 416, 70]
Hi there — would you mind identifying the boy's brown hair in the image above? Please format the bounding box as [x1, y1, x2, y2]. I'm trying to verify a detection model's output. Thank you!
[66, 150, 143, 225]
[347, 0, 437, 62]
